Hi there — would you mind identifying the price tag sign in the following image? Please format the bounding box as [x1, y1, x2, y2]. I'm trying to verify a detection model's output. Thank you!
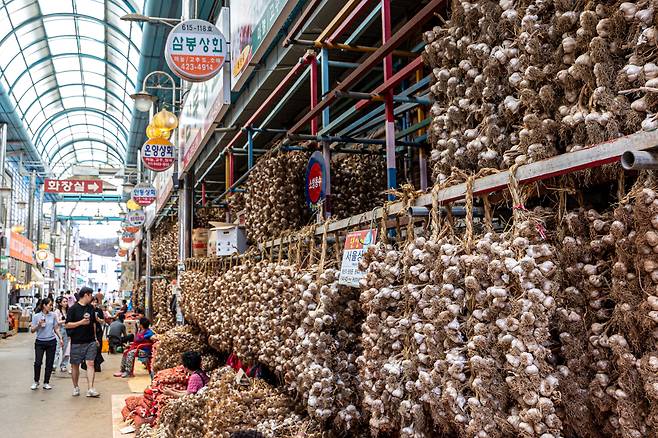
[339, 229, 377, 288]
[127, 210, 146, 227]
[132, 182, 157, 207]
[165, 19, 227, 82]
[142, 138, 176, 172]
[304, 151, 327, 210]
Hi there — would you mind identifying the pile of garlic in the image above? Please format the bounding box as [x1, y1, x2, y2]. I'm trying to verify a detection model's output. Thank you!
[202, 367, 308, 438]
[133, 279, 145, 311]
[152, 325, 223, 373]
[193, 206, 227, 228]
[424, 1, 655, 183]
[331, 152, 386, 219]
[151, 219, 179, 273]
[179, 264, 222, 333]
[244, 150, 311, 243]
[288, 267, 364, 431]
[152, 279, 175, 333]
[554, 208, 614, 437]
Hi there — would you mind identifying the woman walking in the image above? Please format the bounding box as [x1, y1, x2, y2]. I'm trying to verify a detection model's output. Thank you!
[54, 297, 70, 373]
[30, 297, 63, 390]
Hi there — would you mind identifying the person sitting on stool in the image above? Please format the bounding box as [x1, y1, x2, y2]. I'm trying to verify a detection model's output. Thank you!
[107, 313, 133, 354]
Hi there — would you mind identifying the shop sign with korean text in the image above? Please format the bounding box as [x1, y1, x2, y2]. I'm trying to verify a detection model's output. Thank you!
[178, 8, 230, 173]
[142, 138, 175, 172]
[339, 229, 377, 288]
[305, 151, 327, 210]
[44, 179, 102, 194]
[165, 18, 227, 82]
[8, 231, 34, 265]
[230, 0, 296, 91]
[132, 182, 157, 207]
[127, 210, 146, 227]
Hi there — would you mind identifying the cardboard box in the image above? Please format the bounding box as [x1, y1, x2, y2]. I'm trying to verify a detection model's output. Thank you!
[207, 222, 247, 256]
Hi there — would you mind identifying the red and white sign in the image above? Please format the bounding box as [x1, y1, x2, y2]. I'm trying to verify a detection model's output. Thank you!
[165, 19, 227, 82]
[178, 10, 231, 173]
[339, 229, 378, 288]
[132, 182, 157, 207]
[304, 151, 327, 210]
[307, 163, 323, 204]
[44, 179, 103, 194]
[142, 138, 176, 172]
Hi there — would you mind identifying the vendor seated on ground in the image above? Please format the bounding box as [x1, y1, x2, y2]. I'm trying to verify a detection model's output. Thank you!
[107, 313, 133, 353]
[162, 351, 209, 397]
[113, 317, 155, 378]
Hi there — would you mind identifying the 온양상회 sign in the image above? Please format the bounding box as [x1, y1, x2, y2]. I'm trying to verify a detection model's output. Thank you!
[339, 229, 377, 288]
[165, 19, 227, 82]
[141, 138, 176, 172]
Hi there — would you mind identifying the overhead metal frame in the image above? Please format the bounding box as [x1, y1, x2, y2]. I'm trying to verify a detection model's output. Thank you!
[0, 0, 144, 176]
[194, 0, 435, 209]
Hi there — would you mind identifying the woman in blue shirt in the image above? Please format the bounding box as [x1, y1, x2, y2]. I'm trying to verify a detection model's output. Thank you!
[30, 297, 63, 390]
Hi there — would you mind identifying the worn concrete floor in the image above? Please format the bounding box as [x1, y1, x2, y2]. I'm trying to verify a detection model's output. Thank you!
[0, 332, 150, 438]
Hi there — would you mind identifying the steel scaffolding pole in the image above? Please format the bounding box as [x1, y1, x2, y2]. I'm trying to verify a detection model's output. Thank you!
[145, 228, 152, 319]
[321, 48, 332, 217]
[0, 123, 8, 333]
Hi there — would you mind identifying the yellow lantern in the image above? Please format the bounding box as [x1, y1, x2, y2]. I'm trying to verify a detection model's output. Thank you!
[146, 123, 158, 139]
[126, 199, 141, 210]
[153, 109, 178, 131]
[146, 123, 172, 140]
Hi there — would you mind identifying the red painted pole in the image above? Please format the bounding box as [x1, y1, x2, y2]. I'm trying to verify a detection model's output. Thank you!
[201, 181, 207, 207]
[382, 0, 396, 201]
[309, 55, 319, 135]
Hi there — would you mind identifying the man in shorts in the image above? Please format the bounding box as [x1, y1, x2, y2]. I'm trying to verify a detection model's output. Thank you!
[65, 286, 100, 397]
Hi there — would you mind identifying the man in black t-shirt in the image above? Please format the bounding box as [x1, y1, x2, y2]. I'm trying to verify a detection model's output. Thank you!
[65, 287, 100, 398]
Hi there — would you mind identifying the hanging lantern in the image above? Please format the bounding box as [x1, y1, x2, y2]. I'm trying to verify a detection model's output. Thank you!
[126, 199, 141, 210]
[153, 109, 179, 131]
[146, 123, 172, 140]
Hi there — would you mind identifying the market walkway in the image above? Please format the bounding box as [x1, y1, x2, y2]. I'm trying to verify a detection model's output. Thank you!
[0, 333, 149, 438]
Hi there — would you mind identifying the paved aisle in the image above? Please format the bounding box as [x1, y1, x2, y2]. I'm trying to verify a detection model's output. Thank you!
[0, 333, 147, 438]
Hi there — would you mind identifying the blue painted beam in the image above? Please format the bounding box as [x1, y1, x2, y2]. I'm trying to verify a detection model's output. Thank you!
[57, 195, 123, 202]
[56, 215, 124, 222]
[345, 3, 382, 45]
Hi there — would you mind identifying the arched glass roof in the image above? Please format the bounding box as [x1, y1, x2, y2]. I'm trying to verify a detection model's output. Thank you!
[0, 0, 145, 177]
